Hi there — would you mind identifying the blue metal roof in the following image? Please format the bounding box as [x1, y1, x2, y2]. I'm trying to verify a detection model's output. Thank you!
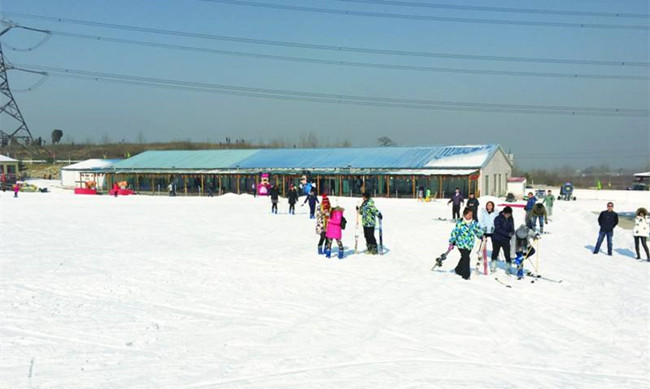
[110, 145, 502, 171]
[111, 149, 259, 170]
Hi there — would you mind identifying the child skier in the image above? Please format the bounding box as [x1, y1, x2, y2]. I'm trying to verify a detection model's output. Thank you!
[287, 184, 299, 215]
[303, 189, 319, 219]
[315, 194, 331, 254]
[514, 224, 540, 279]
[325, 205, 345, 259]
[448, 208, 484, 280]
[358, 192, 382, 255]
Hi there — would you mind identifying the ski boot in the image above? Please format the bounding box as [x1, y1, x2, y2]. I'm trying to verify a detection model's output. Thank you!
[505, 262, 512, 275]
[338, 250, 344, 259]
[514, 255, 524, 279]
[325, 248, 332, 258]
[490, 259, 498, 273]
[318, 246, 323, 255]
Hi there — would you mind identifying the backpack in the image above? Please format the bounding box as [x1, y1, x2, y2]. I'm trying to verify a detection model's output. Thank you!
[341, 216, 347, 230]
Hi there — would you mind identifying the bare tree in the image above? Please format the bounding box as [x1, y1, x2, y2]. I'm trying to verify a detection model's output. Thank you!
[299, 131, 319, 148]
[378, 136, 396, 147]
[51, 129, 63, 144]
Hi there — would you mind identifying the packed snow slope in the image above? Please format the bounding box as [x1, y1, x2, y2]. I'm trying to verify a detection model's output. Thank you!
[1, 186, 649, 388]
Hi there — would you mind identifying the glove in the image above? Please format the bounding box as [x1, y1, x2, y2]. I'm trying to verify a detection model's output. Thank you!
[545, 221, 548, 224]
[356, 206, 359, 211]
[534, 233, 541, 240]
[378, 213, 383, 220]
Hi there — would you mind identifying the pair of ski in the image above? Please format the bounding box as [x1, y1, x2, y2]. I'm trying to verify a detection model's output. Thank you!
[526, 271, 563, 283]
[496, 273, 562, 288]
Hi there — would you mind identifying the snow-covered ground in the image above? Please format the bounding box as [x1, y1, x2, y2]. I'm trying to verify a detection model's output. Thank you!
[1, 184, 649, 388]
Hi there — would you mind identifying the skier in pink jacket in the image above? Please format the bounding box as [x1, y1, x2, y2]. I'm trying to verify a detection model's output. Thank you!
[325, 206, 345, 259]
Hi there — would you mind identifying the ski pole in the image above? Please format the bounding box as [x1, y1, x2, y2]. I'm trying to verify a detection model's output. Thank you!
[535, 238, 540, 275]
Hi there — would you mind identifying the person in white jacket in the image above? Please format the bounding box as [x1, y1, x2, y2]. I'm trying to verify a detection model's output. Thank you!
[479, 201, 499, 272]
[633, 207, 650, 261]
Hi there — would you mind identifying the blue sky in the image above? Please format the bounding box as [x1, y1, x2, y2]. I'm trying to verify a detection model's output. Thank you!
[0, 0, 648, 169]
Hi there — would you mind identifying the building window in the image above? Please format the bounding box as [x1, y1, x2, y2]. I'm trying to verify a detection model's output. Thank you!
[498, 174, 502, 196]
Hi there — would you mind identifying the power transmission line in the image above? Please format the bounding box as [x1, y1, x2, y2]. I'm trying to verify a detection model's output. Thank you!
[3, 13, 647, 67]
[18, 27, 647, 81]
[517, 154, 648, 160]
[12, 64, 649, 117]
[332, 0, 650, 19]
[519, 149, 649, 157]
[200, 0, 650, 30]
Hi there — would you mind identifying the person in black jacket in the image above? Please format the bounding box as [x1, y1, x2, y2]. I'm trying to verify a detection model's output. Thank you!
[594, 202, 618, 255]
[466, 193, 480, 222]
[269, 186, 279, 214]
[303, 188, 319, 219]
[491, 206, 514, 273]
[287, 184, 299, 215]
[447, 188, 464, 221]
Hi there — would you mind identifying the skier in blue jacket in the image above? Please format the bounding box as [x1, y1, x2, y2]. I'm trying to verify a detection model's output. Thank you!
[524, 192, 537, 228]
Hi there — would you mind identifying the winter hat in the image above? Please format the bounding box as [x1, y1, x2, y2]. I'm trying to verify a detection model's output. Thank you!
[516, 225, 529, 239]
[503, 206, 513, 214]
[363, 191, 371, 199]
[322, 194, 331, 209]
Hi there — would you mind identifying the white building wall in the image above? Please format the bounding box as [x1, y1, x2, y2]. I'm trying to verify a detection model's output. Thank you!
[479, 149, 513, 197]
[61, 170, 108, 190]
[507, 181, 526, 198]
[60, 170, 78, 188]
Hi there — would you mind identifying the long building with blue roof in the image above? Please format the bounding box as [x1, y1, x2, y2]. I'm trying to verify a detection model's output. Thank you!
[102, 144, 512, 198]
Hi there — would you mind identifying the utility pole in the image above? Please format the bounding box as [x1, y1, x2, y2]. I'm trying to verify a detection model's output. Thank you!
[0, 25, 35, 148]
